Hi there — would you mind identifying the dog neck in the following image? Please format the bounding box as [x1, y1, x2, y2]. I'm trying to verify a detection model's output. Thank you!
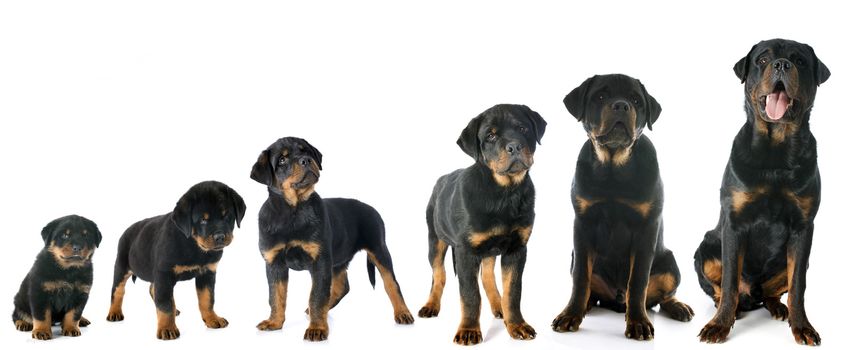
[268, 186, 315, 208]
[589, 138, 634, 168]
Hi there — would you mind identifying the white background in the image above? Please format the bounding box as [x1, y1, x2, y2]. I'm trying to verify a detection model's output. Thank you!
[1, 1, 849, 349]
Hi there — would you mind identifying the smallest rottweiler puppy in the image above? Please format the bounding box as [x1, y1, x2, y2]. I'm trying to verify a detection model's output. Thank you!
[105, 181, 246, 340]
[12, 215, 102, 340]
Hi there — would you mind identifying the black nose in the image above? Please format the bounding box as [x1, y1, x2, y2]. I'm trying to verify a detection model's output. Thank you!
[72, 245, 82, 254]
[299, 157, 311, 167]
[213, 233, 226, 245]
[612, 100, 630, 112]
[505, 142, 523, 155]
[773, 58, 792, 72]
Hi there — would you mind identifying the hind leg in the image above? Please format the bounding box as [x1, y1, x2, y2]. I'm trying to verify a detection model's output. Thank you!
[368, 249, 414, 324]
[418, 229, 449, 318]
[13, 309, 33, 332]
[762, 267, 789, 320]
[481, 256, 503, 318]
[107, 267, 131, 322]
[648, 250, 694, 322]
[328, 268, 350, 310]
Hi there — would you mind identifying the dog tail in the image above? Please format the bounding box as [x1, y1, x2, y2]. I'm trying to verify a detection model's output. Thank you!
[451, 247, 457, 276]
[131, 275, 137, 283]
[367, 258, 377, 288]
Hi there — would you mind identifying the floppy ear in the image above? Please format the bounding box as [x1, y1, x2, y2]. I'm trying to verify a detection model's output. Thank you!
[639, 81, 662, 130]
[298, 138, 323, 170]
[40, 219, 60, 246]
[564, 75, 597, 121]
[808, 46, 831, 86]
[89, 221, 103, 248]
[170, 195, 193, 238]
[250, 150, 273, 185]
[521, 105, 547, 144]
[734, 44, 757, 84]
[226, 186, 247, 228]
[456, 113, 483, 160]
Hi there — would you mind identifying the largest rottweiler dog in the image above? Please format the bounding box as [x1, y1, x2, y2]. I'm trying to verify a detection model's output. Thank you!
[695, 39, 830, 345]
[251, 136, 413, 342]
[551, 74, 694, 341]
[106, 180, 246, 340]
[12, 215, 102, 340]
[418, 104, 546, 345]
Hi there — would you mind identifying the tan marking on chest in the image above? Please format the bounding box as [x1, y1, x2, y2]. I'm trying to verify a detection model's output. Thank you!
[469, 226, 506, 247]
[783, 190, 813, 219]
[575, 195, 602, 215]
[730, 186, 768, 215]
[262, 240, 321, 264]
[615, 198, 654, 218]
[172, 263, 218, 275]
[42, 281, 90, 293]
[514, 225, 532, 244]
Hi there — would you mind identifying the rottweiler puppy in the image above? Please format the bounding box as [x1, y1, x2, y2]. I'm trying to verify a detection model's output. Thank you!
[12, 215, 102, 340]
[105, 181, 246, 340]
[551, 74, 694, 340]
[251, 137, 413, 342]
[695, 39, 830, 345]
[418, 104, 546, 345]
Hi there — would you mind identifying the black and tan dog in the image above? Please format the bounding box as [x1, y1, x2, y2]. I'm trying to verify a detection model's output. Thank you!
[105, 181, 246, 340]
[695, 39, 830, 345]
[12, 215, 102, 340]
[551, 74, 693, 340]
[251, 136, 413, 342]
[418, 104, 546, 345]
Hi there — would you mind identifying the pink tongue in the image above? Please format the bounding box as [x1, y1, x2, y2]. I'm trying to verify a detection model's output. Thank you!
[765, 91, 789, 120]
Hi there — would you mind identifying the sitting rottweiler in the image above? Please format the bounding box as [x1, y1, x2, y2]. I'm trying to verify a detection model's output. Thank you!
[551, 74, 694, 341]
[418, 104, 546, 345]
[695, 39, 830, 346]
[250, 137, 413, 342]
[105, 181, 246, 340]
[12, 215, 102, 340]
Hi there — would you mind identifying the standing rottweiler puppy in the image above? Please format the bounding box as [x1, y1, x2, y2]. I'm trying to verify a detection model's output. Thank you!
[251, 137, 413, 342]
[418, 104, 546, 345]
[105, 181, 246, 340]
[551, 74, 694, 340]
[12, 215, 101, 340]
[695, 39, 830, 345]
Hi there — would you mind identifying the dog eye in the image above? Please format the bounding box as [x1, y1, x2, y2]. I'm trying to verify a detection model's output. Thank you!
[200, 219, 208, 225]
[597, 94, 605, 101]
[631, 98, 640, 105]
[485, 133, 497, 142]
[519, 126, 528, 133]
[795, 58, 805, 66]
[277, 157, 287, 166]
[758, 57, 769, 65]
[63, 232, 70, 238]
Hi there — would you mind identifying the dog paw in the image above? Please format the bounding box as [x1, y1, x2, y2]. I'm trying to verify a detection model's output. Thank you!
[79, 316, 91, 327]
[698, 321, 732, 343]
[551, 312, 583, 332]
[106, 311, 124, 322]
[506, 322, 536, 340]
[791, 324, 821, 346]
[303, 326, 329, 341]
[15, 320, 33, 332]
[395, 311, 415, 325]
[156, 326, 181, 340]
[32, 329, 52, 340]
[203, 316, 229, 329]
[256, 319, 283, 331]
[765, 299, 788, 321]
[661, 299, 695, 322]
[453, 327, 483, 345]
[625, 317, 654, 340]
[418, 304, 440, 318]
[62, 326, 82, 337]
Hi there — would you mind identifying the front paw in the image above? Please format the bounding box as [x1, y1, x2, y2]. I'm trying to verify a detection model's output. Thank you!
[304, 326, 329, 341]
[698, 320, 732, 343]
[551, 312, 583, 332]
[418, 303, 440, 318]
[625, 316, 654, 340]
[661, 299, 695, 322]
[62, 326, 82, 337]
[32, 329, 52, 340]
[106, 310, 125, 322]
[791, 323, 821, 346]
[453, 327, 483, 345]
[79, 316, 91, 327]
[15, 320, 33, 332]
[395, 311, 415, 325]
[506, 322, 536, 340]
[156, 326, 181, 340]
[256, 318, 283, 331]
[765, 298, 788, 321]
[203, 316, 229, 329]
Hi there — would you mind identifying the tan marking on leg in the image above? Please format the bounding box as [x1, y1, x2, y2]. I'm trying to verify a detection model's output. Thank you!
[786, 254, 795, 313]
[647, 273, 676, 304]
[481, 257, 502, 318]
[197, 287, 228, 328]
[108, 272, 132, 321]
[513, 225, 532, 244]
[783, 190, 813, 219]
[762, 267, 788, 297]
[500, 265, 514, 321]
[368, 252, 413, 324]
[156, 309, 179, 340]
[420, 240, 448, 316]
[32, 309, 52, 340]
[61, 309, 80, 336]
[328, 269, 348, 308]
[257, 281, 287, 330]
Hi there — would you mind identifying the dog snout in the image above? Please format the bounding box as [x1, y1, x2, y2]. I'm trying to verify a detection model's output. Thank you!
[773, 58, 793, 73]
[298, 157, 312, 167]
[213, 232, 226, 245]
[505, 142, 524, 155]
[72, 245, 82, 254]
[611, 100, 630, 112]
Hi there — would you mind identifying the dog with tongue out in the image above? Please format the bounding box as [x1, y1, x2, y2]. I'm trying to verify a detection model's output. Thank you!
[694, 39, 830, 346]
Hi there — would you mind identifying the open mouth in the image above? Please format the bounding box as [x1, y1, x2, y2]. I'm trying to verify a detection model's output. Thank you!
[760, 81, 795, 121]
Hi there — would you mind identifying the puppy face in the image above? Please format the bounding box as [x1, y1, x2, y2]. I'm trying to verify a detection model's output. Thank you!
[170, 181, 246, 252]
[250, 137, 323, 206]
[734, 39, 830, 125]
[457, 104, 546, 187]
[41, 215, 102, 269]
[564, 74, 661, 165]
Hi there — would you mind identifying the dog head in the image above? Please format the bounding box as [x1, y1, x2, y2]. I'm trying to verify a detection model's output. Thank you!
[734, 39, 830, 126]
[250, 137, 323, 206]
[564, 74, 661, 166]
[41, 215, 102, 269]
[457, 104, 546, 187]
[170, 181, 246, 252]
